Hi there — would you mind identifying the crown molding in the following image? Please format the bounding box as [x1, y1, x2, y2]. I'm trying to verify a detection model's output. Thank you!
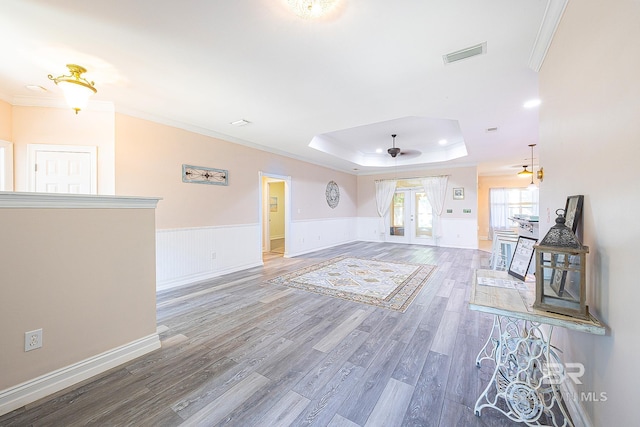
[528, 0, 569, 72]
[10, 95, 115, 112]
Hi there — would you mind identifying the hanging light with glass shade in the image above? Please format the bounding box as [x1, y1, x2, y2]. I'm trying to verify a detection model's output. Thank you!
[533, 209, 590, 319]
[48, 64, 97, 114]
[516, 144, 545, 189]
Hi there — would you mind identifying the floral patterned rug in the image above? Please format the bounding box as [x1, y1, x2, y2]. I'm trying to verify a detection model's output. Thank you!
[267, 256, 437, 312]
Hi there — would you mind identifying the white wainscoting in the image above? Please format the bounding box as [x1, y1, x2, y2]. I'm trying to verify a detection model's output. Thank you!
[356, 216, 385, 242]
[156, 216, 476, 291]
[156, 223, 262, 291]
[356, 216, 478, 249]
[438, 218, 479, 249]
[285, 217, 358, 257]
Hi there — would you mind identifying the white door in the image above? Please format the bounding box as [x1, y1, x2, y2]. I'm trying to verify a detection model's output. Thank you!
[0, 140, 13, 191]
[29, 145, 97, 194]
[386, 189, 434, 245]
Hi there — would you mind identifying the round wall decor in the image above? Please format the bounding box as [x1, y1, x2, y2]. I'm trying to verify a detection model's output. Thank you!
[325, 181, 340, 208]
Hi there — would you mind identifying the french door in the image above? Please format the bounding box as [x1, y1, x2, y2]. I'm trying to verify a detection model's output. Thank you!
[386, 189, 434, 245]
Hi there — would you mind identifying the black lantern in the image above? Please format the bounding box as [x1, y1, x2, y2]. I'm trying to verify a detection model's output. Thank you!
[533, 209, 589, 319]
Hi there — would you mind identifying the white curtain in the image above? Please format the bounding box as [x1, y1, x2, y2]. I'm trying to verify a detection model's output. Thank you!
[420, 176, 449, 244]
[489, 188, 509, 240]
[375, 180, 397, 238]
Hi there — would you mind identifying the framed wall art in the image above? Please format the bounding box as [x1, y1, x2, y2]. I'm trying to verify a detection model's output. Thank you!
[453, 187, 464, 200]
[564, 195, 584, 233]
[182, 164, 228, 186]
[326, 181, 340, 208]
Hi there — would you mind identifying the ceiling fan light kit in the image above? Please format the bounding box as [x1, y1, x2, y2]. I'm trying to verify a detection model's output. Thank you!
[387, 134, 401, 158]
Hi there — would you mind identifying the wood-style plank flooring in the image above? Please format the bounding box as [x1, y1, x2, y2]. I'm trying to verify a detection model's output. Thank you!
[1, 242, 530, 426]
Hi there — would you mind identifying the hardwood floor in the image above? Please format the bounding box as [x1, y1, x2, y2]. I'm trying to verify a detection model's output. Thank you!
[1, 242, 528, 426]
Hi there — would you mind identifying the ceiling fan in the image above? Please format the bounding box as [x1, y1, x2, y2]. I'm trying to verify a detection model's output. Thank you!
[387, 134, 420, 158]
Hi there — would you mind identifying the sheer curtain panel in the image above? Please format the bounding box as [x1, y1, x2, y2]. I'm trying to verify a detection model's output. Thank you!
[375, 180, 397, 238]
[420, 176, 449, 245]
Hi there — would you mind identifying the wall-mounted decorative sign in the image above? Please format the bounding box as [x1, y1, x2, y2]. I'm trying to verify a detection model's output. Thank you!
[453, 187, 464, 200]
[182, 164, 228, 186]
[326, 181, 340, 208]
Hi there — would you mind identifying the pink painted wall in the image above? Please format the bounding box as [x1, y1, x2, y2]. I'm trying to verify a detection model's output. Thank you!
[539, 0, 639, 424]
[115, 113, 357, 229]
[0, 100, 11, 141]
[11, 106, 115, 194]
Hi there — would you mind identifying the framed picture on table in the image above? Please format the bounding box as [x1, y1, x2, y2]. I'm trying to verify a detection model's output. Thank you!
[508, 236, 537, 281]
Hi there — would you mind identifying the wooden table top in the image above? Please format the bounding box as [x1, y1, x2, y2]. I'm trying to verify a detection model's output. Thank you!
[469, 269, 605, 335]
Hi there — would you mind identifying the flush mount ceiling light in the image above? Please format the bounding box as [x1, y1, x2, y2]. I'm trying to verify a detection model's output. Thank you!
[48, 64, 97, 114]
[230, 119, 251, 126]
[288, 0, 338, 18]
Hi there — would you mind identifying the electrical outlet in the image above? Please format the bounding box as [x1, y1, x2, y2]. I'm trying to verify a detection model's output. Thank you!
[25, 329, 42, 351]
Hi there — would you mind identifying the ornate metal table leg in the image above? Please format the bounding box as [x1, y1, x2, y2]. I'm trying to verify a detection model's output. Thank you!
[474, 316, 574, 427]
[476, 314, 499, 367]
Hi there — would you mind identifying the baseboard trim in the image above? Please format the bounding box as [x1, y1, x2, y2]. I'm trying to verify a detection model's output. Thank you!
[156, 261, 264, 291]
[558, 377, 593, 427]
[0, 333, 160, 417]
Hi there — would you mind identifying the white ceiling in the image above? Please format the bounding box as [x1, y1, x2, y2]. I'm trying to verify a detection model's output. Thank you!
[0, 0, 561, 176]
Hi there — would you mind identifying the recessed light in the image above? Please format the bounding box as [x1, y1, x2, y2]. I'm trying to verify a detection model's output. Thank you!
[438, 139, 448, 146]
[523, 99, 541, 108]
[230, 119, 251, 126]
[375, 148, 383, 154]
[25, 85, 47, 92]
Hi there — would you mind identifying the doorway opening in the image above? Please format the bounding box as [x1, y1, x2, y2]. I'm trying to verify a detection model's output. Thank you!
[259, 172, 291, 259]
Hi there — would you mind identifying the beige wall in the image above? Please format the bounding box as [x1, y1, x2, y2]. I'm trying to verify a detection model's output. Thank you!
[11, 106, 115, 194]
[115, 114, 357, 229]
[0, 100, 11, 141]
[539, 0, 639, 424]
[0, 206, 158, 389]
[477, 174, 530, 238]
[357, 165, 478, 218]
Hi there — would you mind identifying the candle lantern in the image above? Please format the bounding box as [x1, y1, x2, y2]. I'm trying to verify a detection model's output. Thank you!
[533, 209, 589, 319]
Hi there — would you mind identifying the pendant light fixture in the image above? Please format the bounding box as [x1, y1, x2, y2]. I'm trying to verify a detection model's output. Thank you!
[517, 143, 544, 189]
[48, 64, 97, 114]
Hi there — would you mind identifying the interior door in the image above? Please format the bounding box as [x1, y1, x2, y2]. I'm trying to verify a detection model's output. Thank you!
[28, 145, 97, 194]
[386, 189, 434, 245]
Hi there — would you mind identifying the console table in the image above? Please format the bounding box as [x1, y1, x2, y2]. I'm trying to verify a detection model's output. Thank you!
[469, 269, 604, 426]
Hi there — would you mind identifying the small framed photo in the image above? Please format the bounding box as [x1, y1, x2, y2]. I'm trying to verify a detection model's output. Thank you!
[508, 236, 538, 281]
[453, 187, 464, 200]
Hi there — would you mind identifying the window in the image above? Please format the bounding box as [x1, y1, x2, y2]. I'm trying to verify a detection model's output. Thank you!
[489, 187, 539, 236]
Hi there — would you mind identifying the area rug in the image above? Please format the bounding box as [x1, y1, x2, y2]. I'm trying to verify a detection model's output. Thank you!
[267, 256, 437, 312]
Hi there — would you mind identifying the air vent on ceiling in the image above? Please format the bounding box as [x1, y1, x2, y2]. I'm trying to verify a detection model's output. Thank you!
[486, 127, 498, 132]
[443, 42, 487, 65]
